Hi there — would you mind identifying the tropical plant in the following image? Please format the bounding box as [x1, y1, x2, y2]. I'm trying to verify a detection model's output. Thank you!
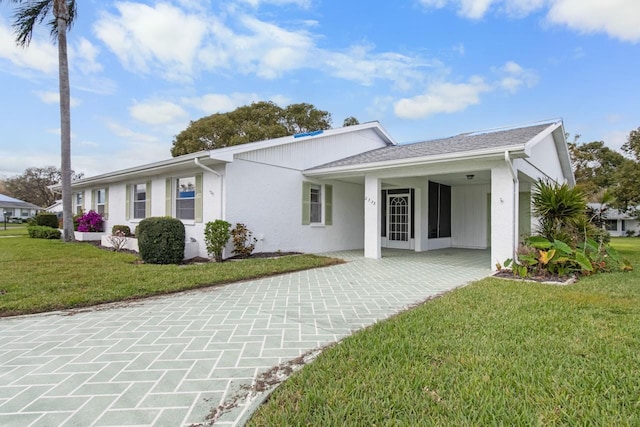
[2, 0, 77, 242]
[531, 179, 587, 243]
[204, 220, 231, 262]
[503, 235, 631, 279]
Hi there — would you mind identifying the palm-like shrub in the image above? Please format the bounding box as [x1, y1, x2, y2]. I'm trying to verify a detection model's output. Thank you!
[532, 179, 586, 243]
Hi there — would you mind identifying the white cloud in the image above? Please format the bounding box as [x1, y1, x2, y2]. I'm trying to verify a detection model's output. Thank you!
[94, 2, 209, 80]
[394, 77, 490, 119]
[322, 44, 437, 90]
[34, 90, 81, 107]
[72, 38, 102, 74]
[93, 3, 435, 89]
[239, 0, 311, 8]
[185, 92, 261, 113]
[547, 0, 640, 43]
[496, 60, 538, 93]
[106, 120, 159, 144]
[129, 100, 188, 126]
[0, 20, 57, 74]
[419, 0, 640, 42]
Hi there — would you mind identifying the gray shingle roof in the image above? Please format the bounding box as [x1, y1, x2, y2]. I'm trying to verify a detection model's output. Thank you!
[309, 122, 555, 170]
[0, 194, 42, 209]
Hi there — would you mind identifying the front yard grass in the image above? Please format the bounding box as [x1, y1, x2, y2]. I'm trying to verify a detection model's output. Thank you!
[0, 225, 28, 236]
[248, 237, 640, 426]
[0, 237, 342, 317]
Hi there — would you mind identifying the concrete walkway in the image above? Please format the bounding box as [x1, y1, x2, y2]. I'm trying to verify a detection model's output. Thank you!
[0, 249, 490, 427]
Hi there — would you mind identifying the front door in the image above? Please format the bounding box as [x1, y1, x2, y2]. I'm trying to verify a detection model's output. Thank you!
[386, 193, 411, 249]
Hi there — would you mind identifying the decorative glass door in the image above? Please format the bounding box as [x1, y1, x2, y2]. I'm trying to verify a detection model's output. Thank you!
[386, 194, 411, 249]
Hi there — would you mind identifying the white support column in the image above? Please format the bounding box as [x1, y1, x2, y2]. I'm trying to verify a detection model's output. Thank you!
[364, 174, 381, 259]
[413, 185, 426, 252]
[491, 165, 516, 270]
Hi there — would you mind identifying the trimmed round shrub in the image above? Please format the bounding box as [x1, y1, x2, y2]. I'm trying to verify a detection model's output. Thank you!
[137, 217, 185, 264]
[35, 213, 59, 229]
[111, 224, 132, 237]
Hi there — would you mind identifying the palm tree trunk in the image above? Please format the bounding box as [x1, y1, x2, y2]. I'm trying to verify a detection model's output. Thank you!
[54, 0, 74, 242]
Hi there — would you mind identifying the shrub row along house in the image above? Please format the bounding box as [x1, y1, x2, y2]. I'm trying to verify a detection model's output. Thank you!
[65, 120, 574, 269]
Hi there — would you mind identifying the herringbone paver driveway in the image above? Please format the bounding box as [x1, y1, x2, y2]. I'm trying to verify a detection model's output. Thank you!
[0, 249, 490, 426]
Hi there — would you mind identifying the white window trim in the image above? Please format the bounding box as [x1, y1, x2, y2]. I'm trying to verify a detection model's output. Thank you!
[132, 183, 147, 220]
[173, 175, 197, 224]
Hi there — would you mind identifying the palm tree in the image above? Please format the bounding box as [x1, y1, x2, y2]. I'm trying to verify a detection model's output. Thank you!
[3, 0, 77, 241]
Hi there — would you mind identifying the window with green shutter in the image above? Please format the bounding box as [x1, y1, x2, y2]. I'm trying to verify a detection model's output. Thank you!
[302, 182, 333, 226]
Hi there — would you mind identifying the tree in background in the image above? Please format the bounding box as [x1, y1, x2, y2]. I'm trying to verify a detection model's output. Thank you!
[2, 166, 83, 207]
[610, 127, 640, 212]
[170, 101, 333, 156]
[568, 137, 625, 199]
[343, 116, 360, 126]
[2, 0, 77, 241]
[569, 127, 640, 216]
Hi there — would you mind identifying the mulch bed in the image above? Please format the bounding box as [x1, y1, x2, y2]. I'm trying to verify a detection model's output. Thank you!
[493, 269, 576, 285]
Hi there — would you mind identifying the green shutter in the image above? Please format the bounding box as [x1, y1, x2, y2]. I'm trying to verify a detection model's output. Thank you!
[125, 185, 131, 220]
[165, 178, 172, 216]
[195, 173, 203, 223]
[91, 190, 96, 211]
[145, 181, 152, 218]
[324, 184, 333, 226]
[302, 182, 311, 225]
[104, 188, 109, 220]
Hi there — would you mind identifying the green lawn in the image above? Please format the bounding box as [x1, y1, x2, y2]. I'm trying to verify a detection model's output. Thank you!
[248, 237, 640, 426]
[0, 225, 28, 236]
[0, 237, 342, 317]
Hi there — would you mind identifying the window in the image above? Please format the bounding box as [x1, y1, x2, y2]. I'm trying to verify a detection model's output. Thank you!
[95, 188, 107, 215]
[166, 174, 202, 223]
[310, 185, 322, 223]
[622, 220, 626, 232]
[133, 183, 147, 219]
[74, 192, 83, 214]
[21, 209, 30, 217]
[604, 220, 617, 231]
[176, 177, 196, 220]
[428, 181, 451, 238]
[302, 182, 332, 225]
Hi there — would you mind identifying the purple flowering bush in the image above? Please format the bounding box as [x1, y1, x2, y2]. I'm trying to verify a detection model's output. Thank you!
[76, 210, 104, 232]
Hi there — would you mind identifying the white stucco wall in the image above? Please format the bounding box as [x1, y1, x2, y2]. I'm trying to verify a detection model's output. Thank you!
[225, 158, 365, 254]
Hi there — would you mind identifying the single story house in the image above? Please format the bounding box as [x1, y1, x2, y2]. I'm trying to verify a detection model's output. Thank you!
[588, 203, 640, 237]
[0, 194, 42, 221]
[67, 120, 574, 269]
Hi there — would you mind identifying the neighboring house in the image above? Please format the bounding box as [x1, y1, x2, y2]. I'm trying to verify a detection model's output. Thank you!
[588, 203, 640, 237]
[66, 120, 574, 269]
[46, 200, 63, 216]
[0, 194, 42, 221]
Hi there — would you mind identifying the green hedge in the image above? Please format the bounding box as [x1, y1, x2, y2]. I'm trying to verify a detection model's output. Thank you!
[137, 217, 185, 264]
[27, 226, 61, 239]
[35, 213, 59, 229]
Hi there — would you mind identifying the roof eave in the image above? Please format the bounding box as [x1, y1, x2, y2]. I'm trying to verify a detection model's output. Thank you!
[58, 151, 214, 190]
[304, 145, 527, 177]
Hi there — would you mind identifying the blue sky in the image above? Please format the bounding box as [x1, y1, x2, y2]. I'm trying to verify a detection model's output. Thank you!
[0, 0, 639, 178]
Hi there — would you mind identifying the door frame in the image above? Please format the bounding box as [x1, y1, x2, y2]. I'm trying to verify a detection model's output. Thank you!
[384, 192, 412, 249]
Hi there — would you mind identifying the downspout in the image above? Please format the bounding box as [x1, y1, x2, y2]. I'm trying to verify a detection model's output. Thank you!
[194, 158, 225, 220]
[504, 151, 519, 261]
